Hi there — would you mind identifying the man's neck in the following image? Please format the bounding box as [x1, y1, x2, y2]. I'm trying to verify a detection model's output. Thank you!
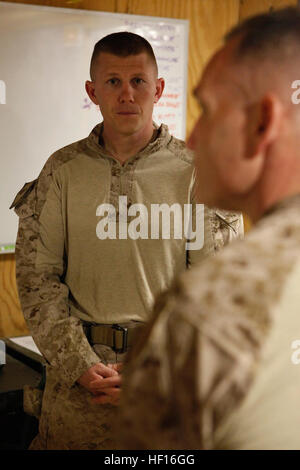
[247, 149, 300, 223]
[234, 184, 300, 225]
[250, 188, 300, 223]
[101, 123, 157, 165]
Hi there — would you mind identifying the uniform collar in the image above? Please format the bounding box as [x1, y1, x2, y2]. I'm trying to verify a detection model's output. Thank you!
[85, 121, 172, 164]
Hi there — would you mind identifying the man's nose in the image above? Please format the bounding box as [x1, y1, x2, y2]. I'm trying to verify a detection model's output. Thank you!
[119, 83, 134, 103]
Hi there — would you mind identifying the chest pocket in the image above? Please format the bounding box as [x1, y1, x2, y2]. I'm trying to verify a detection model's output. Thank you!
[9, 179, 37, 218]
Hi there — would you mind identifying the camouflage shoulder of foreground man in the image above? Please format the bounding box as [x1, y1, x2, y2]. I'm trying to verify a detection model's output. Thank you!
[118, 198, 300, 449]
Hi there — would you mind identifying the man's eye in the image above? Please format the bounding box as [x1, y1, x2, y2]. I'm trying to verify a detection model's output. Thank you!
[133, 78, 144, 85]
[107, 78, 119, 85]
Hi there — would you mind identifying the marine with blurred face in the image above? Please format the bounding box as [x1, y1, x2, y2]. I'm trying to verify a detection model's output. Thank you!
[118, 8, 300, 450]
[11, 31, 242, 450]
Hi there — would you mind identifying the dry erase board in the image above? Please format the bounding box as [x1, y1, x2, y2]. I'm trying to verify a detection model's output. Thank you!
[0, 1, 189, 253]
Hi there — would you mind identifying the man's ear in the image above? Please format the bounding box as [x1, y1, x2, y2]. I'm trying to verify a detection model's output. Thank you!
[154, 78, 165, 103]
[85, 80, 99, 105]
[247, 93, 283, 159]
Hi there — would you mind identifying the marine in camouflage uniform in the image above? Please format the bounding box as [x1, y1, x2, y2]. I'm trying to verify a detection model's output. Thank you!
[10, 122, 242, 450]
[117, 7, 300, 451]
[118, 195, 300, 449]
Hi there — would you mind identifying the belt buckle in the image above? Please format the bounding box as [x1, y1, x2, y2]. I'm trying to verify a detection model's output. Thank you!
[112, 324, 128, 353]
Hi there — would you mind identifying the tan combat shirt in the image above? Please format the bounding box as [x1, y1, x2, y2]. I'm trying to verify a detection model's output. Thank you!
[11, 123, 243, 388]
[118, 194, 300, 450]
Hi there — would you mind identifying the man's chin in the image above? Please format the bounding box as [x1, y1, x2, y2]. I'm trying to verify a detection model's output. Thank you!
[114, 123, 141, 136]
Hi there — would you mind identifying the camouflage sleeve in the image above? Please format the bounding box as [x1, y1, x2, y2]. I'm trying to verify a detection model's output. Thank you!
[10, 157, 100, 388]
[117, 274, 257, 450]
[211, 209, 244, 252]
[187, 202, 244, 267]
[185, 169, 244, 267]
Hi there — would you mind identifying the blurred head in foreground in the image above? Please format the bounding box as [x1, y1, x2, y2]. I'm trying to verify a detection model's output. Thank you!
[188, 7, 300, 221]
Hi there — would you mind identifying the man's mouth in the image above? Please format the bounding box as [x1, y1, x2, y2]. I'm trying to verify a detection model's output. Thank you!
[116, 111, 139, 115]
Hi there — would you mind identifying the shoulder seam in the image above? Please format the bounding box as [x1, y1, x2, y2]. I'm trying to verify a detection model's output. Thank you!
[166, 135, 194, 165]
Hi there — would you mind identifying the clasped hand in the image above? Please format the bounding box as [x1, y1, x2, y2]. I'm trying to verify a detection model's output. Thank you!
[77, 362, 123, 405]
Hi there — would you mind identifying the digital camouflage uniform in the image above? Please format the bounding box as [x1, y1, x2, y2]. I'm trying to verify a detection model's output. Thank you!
[11, 123, 243, 450]
[118, 194, 300, 450]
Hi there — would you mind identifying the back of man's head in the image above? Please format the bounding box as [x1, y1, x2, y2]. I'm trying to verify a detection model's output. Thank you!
[226, 7, 300, 67]
[189, 7, 300, 219]
[221, 7, 300, 127]
[225, 7, 300, 216]
[90, 32, 158, 80]
[224, 6, 300, 151]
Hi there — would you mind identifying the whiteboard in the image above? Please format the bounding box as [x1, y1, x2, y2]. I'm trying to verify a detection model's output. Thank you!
[0, 1, 189, 252]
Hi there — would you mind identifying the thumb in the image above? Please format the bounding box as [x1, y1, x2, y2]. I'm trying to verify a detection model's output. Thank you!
[108, 362, 123, 373]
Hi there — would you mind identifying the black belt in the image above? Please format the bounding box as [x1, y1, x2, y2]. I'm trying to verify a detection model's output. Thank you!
[83, 322, 144, 353]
